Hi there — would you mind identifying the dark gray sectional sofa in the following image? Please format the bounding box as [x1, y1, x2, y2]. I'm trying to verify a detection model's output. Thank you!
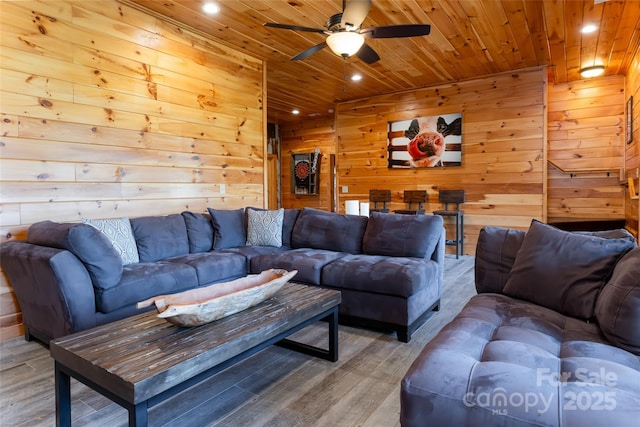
[401, 220, 640, 426]
[0, 207, 445, 345]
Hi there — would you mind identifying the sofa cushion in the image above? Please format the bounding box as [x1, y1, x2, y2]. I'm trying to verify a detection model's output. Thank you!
[474, 226, 526, 294]
[221, 245, 286, 260]
[321, 254, 439, 298]
[208, 208, 246, 249]
[363, 212, 443, 258]
[250, 248, 345, 285]
[82, 217, 139, 265]
[165, 251, 247, 286]
[95, 261, 197, 313]
[27, 221, 123, 290]
[131, 214, 189, 262]
[596, 247, 640, 355]
[503, 220, 635, 320]
[246, 208, 284, 247]
[181, 211, 214, 253]
[282, 209, 301, 248]
[291, 208, 367, 254]
[219, 246, 287, 271]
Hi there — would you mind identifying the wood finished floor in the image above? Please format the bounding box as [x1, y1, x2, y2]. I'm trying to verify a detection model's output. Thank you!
[0, 256, 476, 427]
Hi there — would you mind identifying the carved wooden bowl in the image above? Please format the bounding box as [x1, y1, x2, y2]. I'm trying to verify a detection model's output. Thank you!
[136, 269, 298, 327]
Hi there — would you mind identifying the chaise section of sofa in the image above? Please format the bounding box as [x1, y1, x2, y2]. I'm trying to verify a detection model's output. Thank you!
[251, 208, 445, 342]
[401, 221, 640, 426]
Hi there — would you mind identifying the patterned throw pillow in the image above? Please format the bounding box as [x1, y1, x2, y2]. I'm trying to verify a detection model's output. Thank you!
[82, 217, 140, 265]
[246, 208, 284, 247]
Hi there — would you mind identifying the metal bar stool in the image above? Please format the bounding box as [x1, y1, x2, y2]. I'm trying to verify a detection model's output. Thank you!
[369, 189, 392, 213]
[394, 190, 427, 215]
[433, 190, 465, 258]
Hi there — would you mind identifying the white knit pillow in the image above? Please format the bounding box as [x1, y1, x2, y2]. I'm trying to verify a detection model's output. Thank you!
[82, 217, 140, 265]
[246, 209, 284, 247]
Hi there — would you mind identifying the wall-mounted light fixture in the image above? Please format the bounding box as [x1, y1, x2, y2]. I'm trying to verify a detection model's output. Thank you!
[580, 65, 605, 78]
[326, 32, 365, 57]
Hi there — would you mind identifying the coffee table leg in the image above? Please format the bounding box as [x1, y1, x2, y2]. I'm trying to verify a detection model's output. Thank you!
[55, 362, 71, 427]
[276, 306, 340, 361]
[328, 308, 339, 362]
[130, 402, 148, 427]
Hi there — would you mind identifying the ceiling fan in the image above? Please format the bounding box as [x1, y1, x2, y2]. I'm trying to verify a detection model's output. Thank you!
[264, 0, 431, 64]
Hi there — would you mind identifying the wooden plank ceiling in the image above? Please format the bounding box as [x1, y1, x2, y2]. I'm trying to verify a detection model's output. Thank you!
[126, 0, 640, 124]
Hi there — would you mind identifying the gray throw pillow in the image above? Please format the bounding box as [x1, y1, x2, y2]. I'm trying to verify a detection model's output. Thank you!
[595, 248, 640, 355]
[246, 207, 300, 247]
[291, 208, 368, 253]
[503, 220, 635, 320]
[282, 209, 301, 247]
[181, 211, 214, 253]
[130, 214, 189, 262]
[82, 217, 139, 265]
[27, 221, 123, 290]
[474, 226, 526, 294]
[207, 208, 246, 249]
[246, 208, 284, 247]
[363, 212, 443, 258]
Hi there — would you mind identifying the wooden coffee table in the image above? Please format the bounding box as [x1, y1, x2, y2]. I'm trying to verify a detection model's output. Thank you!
[50, 283, 341, 427]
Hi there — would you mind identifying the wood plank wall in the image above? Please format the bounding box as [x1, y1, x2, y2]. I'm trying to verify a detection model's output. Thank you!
[280, 117, 336, 210]
[625, 54, 640, 238]
[0, 0, 265, 339]
[547, 75, 625, 223]
[335, 68, 547, 256]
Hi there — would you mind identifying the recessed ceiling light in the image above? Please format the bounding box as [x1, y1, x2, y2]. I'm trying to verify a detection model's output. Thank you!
[580, 65, 605, 78]
[351, 74, 362, 82]
[202, 2, 220, 14]
[581, 24, 597, 33]
[292, 109, 300, 115]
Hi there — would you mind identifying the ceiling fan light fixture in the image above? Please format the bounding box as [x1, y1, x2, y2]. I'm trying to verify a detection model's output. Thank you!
[580, 65, 605, 78]
[326, 32, 365, 57]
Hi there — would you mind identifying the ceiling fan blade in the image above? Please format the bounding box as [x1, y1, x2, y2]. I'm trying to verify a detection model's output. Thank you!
[341, 0, 372, 29]
[356, 43, 380, 64]
[361, 24, 431, 38]
[264, 22, 326, 34]
[291, 42, 328, 61]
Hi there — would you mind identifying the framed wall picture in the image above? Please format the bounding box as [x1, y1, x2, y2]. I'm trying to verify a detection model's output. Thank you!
[387, 113, 462, 168]
[626, 96, 633, 144]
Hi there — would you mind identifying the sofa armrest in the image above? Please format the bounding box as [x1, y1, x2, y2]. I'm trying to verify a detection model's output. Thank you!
[431, 226, 446, 295]
[474, 226, 526, 294]
[1, 241, 97, 343]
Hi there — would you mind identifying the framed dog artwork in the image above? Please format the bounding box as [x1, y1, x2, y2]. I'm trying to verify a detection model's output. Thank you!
[387, 113, 462, 168]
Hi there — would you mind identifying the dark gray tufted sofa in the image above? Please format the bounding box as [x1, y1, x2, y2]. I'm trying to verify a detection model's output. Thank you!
[401, 222, 640, 426]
